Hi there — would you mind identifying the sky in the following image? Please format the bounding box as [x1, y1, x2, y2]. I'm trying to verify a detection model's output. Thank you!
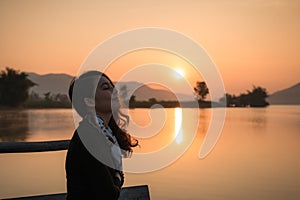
[0, 0, 299, 95]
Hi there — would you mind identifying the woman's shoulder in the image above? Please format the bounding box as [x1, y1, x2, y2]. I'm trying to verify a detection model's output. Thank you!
[68, 130, 85, 154]
[67, 129, 102, 166]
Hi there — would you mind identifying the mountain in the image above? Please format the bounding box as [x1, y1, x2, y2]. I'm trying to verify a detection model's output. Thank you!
[116, 81, 193, 101]
[28, 72, 74, 96]
[27, 72, 194, 101]
[267, 83, 300, 105]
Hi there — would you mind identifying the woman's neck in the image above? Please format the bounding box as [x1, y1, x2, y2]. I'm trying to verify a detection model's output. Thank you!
[96, 112, 112, 127]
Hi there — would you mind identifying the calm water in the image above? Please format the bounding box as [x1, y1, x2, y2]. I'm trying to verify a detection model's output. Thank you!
[0, 106, 300, 199]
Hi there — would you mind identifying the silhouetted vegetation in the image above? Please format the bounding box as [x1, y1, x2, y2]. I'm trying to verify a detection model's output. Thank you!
[220, 86, 269, 107]
[194, 81, 209, 101]
[0, 67, 36, 107]
[0, 68, 269, 109]
[129, 97, 180, 108]
[25, 91, 71, 108]
[128, 81, 212, 108]
[129, 82, 269, 108]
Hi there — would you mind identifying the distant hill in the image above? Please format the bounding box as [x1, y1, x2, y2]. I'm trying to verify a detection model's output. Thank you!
[27, 72, 194, 101]
[268, 83, 300, 105]
[117, 81, 193, 101]
[28, 72, 74, 96]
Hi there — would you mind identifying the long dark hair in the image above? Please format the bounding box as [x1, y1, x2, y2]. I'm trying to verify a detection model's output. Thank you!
[68, 71, 138, 152]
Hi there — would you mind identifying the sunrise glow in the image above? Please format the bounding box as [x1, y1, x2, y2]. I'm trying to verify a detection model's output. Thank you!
[0, 0, 299, 94]
[174, 68, 185, 79]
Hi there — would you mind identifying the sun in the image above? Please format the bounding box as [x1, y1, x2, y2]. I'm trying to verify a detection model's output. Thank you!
[174, 68, 185, 79]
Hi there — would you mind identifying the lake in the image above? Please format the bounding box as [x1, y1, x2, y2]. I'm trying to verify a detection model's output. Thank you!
[0, 106, 300, 199]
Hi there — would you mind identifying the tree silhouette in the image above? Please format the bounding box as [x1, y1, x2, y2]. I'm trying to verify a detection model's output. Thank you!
[148, 98, 157, 104]
[220, 85, 269, 107]
[29, 91, 40, 101]
[246, 86, 269, 107]
[194, 81, 209, 101]
[0, 67, 36, 107]
[129, 95, 136, 103]
[219, 93, 234, 107]
[128, 95, 136, 108]
[44, 91, 51, 101]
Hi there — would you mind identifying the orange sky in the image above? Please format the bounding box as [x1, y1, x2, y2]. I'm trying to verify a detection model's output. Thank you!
[0, 0, 299, 95]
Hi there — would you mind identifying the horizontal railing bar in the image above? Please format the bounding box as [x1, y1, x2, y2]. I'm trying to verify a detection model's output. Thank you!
[3, 185, 150, 200]
[0, 140, 70, 153]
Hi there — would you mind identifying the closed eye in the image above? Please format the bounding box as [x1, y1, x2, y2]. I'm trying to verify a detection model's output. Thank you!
[100, 82, 114, 90]
[101, 83, 110, 90]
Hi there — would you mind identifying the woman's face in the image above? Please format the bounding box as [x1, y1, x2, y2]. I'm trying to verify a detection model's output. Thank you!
[94, 76, 120, 115]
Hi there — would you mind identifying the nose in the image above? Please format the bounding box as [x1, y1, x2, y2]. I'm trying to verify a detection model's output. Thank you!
[112, 88, 119, 99]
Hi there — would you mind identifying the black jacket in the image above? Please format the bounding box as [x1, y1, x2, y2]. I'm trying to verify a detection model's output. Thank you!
[65, 120, 124, 200]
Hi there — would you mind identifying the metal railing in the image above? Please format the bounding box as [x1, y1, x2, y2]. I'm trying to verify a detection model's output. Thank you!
[0, 140, 150, 200]
[0, 140, 70, 153]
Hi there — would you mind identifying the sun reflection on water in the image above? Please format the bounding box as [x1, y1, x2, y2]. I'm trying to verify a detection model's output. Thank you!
[174, 107, 183, 144]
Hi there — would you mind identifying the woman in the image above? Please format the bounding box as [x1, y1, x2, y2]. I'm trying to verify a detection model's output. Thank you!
[66, 71, 138, 200]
